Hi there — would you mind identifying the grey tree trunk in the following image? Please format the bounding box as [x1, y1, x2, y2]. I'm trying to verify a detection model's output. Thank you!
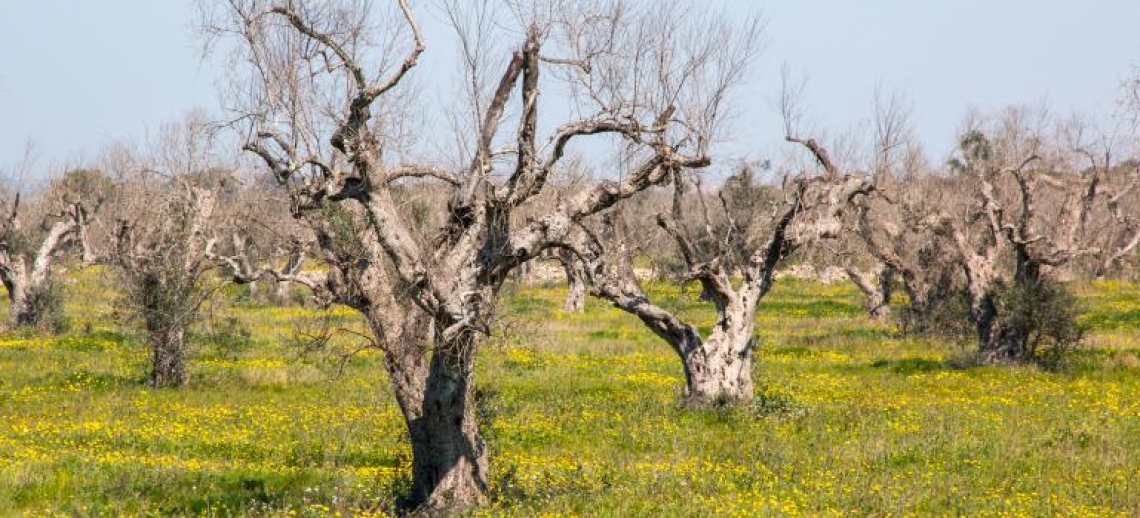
[6, 281, 32, 328]
[148, 323, 187, 388]
[980, 326, 1026, 364]
[845, 264, 893, 320]
[408, 336, 487, 509]
[0, 202, 87, 330]
[363, 305, 487, 510]
[975, 256, 1040, 364]
[559, 249, 586, 313]
[7, 279, 63, 329]
[271, 280, 292, 305]
[962, 260, 1035, 365]
[973, 292, 1032, 365]
[676, 327, 755, 405]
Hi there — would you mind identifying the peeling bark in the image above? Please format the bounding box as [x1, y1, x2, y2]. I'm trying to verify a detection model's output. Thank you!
[408, 329, 487, 508]
[679, 301, 757, 404]
[360, 306, 487, 509]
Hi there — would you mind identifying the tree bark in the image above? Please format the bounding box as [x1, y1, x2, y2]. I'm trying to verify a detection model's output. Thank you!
[6, 279, 31, 328]
[678, 328, 755, 405]
[845, 264, 893, 320]
[271, 280, 292, 305]
[407, 327, 488, 510]
[559, 249, 586, 312]
[148, 323, 187, 388]
[976, 257, 1041, 364]
[979, 326, 1025, 364]
[408, 363, 487, 508]
[966, 274, 1033, 365]
[362, 303, 487, 511]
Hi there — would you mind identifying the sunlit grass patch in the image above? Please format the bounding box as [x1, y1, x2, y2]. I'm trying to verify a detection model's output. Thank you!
[1, 272, 1139, 515]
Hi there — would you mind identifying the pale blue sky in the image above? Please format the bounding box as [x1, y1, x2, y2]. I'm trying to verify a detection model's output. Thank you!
[1, 1, 1137, 177]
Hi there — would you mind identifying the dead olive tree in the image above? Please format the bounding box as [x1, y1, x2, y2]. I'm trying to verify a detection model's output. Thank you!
[112, 189, 221, 388]
[203, 0, 759, 509]
[835, 94, 916, 320]
[852, 180, 964, 333]
[103, 120, 233, 388]
[0, 196, 93, 330]
[568, 154, 873, 405]
[1060, 116, 1140, 279]
[934, 110, 1123, 363]
[842, 95, 967, 326]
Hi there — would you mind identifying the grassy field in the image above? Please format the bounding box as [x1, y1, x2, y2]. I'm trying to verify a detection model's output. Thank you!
[2, 267, 1140, 516]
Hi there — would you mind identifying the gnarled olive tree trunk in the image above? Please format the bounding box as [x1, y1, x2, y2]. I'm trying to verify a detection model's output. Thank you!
[595, 278, 759, 404]
[0, 200, 90, 329]
[573, 173, 873, 405]
[845, 264, 893, 320]
[966, 252, 1043, 364]
[409, 329, 487, 507]
[213, 0, 748, 509]
[357, 304, 488, 508]
[677, 296, 759, 404]
[146, 314, 188, 388]
[559, 249, 586, 313]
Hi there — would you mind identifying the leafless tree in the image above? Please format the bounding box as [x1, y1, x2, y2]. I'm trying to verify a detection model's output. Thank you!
[1059, 115, 1140, 279]
[841, 92, 947, 322]
[0, 196, 94, 329]
[201, 0, 760, 509]
[98, 118, 237, 388]
[934, 109, 1121, 363]
[851, 179, 961, 329]
[567, 146, 873, 405]
[0, 146, 98, 330]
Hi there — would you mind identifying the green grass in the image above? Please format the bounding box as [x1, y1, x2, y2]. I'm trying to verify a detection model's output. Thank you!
[1, 269, 1140, 516]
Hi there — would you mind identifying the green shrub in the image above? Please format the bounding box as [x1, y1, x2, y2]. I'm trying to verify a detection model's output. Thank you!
[23, 281, 70, 334]
[993, 278, 1086, 368]
[896, 287, 973, 341]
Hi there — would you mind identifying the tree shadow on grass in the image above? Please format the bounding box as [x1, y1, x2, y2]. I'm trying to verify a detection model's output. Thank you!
[18, 465, 405, 516]
[869, 357, 949, 375]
